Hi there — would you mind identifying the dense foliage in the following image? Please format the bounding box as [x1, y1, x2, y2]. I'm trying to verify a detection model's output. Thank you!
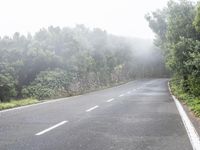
[146, 0, 200, 97]
[0, 25, 167, 102]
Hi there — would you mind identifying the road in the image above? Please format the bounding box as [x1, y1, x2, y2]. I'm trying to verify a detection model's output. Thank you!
[0, 79, 193, 150]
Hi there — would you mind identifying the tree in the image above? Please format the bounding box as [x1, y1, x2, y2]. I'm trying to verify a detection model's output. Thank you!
[0, 25, 167, 101]
[146, 0, 200, 95]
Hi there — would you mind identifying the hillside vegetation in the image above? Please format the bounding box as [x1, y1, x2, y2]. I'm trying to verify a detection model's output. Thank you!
[0, 25, 167, 102]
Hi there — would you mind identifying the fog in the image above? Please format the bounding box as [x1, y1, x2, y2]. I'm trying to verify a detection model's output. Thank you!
[1, 1, 200, 150]
[0, 1, 169, 101]
[0, 0, 169, 39]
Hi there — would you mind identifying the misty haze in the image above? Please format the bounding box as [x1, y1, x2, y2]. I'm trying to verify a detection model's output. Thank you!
[0, 0, 200, 150]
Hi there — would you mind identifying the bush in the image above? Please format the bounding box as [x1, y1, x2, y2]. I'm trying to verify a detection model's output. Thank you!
[188, 75, 200, 96]
[170, 78, 200, 117]
[0, 73, 17, 102]
[0, 98, 38, 110]
[22, 69, 70, 100]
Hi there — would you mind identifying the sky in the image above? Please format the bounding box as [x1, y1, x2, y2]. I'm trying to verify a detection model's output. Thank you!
[0, 0, 170, 39]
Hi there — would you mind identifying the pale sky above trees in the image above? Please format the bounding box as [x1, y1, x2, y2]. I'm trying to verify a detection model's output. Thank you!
[0, 0, 171, 39]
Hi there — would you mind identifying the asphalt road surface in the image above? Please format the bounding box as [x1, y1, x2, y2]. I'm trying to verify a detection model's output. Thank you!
[0, 79, 193, 150]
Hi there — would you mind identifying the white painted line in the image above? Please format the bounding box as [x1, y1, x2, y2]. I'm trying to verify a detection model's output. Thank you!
[0, 95, 82, 114]
[0, 98, 69, 114]
[0, 81, 138, 114]
[173, 96, 200, 150]
[127, 91, 131, 94]
[119, 94, 124, 97]
[86, 105, 99, 112]
[35, 121, 68, 136]
[106, 98, 115, 103]
[168, 82, 200, 150]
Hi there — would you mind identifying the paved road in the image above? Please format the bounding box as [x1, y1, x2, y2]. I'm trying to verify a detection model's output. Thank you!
[0, 79, 193, 150]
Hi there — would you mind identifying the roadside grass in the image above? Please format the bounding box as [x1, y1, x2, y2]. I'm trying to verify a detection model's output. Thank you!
[0, 80, 131, 111]
[0, 98, 39, 110]
[170, 78, 200, 117]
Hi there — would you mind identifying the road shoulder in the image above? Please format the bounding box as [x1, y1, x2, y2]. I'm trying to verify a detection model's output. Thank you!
[168, 82, 200, 150]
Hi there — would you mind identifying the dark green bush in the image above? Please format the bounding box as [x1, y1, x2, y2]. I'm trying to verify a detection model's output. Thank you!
[0, 73, 17, 102]
[188, 75, 200, 96]
[22, 69, 70, 100]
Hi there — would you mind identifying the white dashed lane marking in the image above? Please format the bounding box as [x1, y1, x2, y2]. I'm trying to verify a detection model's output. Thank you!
[106, 98, 115, 103]
[35, 121, 68, 136]
[86, 105, 99, 112]
[119, 94, 124, 97]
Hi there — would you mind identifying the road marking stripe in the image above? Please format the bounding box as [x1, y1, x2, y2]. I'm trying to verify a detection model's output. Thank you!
[168, 83, 200, 150]
[0, 98, 69, 114]
[119, 94, 124, 97]
[86, 105, 99, 112]
[0, 81, 138, 114]
[173, 96, 200, 150]
[106, 98, 115, 103]
[127, 91, 131, 94]
[35, 121, 68, 136]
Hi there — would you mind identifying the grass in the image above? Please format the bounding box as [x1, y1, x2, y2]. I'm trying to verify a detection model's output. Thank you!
[170, 78, 200, 117]
[0, 80, 132, 111]
[0, 98, 39, 110]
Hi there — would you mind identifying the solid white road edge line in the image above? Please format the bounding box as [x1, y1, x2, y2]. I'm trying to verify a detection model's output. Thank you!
[173, 96, 200, 150]
[168, 82, 200, 150]
[0, 94, 82, 114]
[35, 121, 68, 136]
[106, 98, 115, 103]
[86, 105, 99, 112]
[0, 81, 138, 114]
[0, 97, 70, 114]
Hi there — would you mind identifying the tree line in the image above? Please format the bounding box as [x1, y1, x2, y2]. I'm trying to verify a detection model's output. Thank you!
[0, 25, 167, 102]
[146, 0, 200, 97]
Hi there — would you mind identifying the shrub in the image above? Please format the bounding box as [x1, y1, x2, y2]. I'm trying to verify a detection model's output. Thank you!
[0, 73, 17, 102]
[22, 69, 70, 100]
